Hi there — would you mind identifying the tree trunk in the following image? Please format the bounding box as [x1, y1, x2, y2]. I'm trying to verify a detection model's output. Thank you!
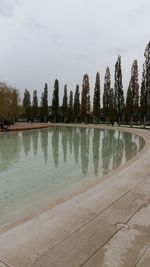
[106, 116, 109, 126]
[118, 116, 121, 126]
[130, 116, 133, 127]
[96, 116, 99, 124]
[144, 116, 146, 128]
[54, 116, 57, 123]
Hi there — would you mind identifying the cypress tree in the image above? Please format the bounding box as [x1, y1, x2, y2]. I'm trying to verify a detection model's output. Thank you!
[43, 83, 48, 121]
[114, 55, 124, 125]
[62, 84, 68, 122]
[103, 67, 111, 124]
[109, 88, 115, 125]
[126, 60, 139, 126]
[140, 42, 150, 127]
[87, 95, 91, 118]
[69, 90, 73, 122]
[140, 64, 147, 127]
[132, 60, 139, 116]
[125, 85, 132, 124]
[93, 72, 100, 123]
[73, 85, 80, 123]
[41, 83, 48, 122]
[40, 92, 44, 120]
[144, 42, 150, 124]
[81, 74, 90, 123]
[32, 90, 38, 121]
[52, 79, 59, 122]
[23, 89, 31, 121]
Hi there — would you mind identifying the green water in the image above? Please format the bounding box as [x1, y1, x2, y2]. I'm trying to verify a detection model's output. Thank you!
[0, 127, 145, 224]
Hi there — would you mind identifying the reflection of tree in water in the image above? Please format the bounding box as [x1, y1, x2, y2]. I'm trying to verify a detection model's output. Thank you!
[69, 127, 73, 154]
[22, 131, 32, 155]
[112, 132, 124, 170]
[102, 130, 113, 175]
[92, 129, 100, 176]
[61, 128, 68, 162]
[123, 133, 137, 162]
[80, 128, 90, 175]
[102, 130, 124, 174]
[32, 130, 39, 156]
[51, 127, 59, 167]
[0, 132, 21, 171]
[73, 128, 80, 163]
[41, 129, 48, 163]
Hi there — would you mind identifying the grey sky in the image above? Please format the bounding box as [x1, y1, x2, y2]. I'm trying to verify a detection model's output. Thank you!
[0, 0, 150, 102]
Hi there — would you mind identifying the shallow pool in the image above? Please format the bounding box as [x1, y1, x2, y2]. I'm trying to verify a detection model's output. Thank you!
[0, 127, 145, 228]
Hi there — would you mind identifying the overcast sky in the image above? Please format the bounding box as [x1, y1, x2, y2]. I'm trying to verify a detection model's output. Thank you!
[0, 0, 150, 102]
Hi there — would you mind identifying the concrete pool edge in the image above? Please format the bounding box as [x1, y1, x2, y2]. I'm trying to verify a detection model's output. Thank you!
[0, 122, 50, 133]
[0, 124, 150, 267]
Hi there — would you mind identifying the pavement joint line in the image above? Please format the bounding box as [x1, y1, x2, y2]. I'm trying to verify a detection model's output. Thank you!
[79, 203, 147, 267]
[0, 260, 12, 267]
[134, 241, 150, 267]
[31, 173, 150, 266]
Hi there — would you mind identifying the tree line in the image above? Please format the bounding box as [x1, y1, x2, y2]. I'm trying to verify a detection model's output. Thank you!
[0, 42, 150, 127]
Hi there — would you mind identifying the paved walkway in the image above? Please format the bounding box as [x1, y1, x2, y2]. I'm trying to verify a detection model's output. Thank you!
[0, 125, 150, 267]
[0, 122, 49, 132]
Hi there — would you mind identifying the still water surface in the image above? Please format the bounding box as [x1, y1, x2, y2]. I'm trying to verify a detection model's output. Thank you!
[0, 127, 145, 224]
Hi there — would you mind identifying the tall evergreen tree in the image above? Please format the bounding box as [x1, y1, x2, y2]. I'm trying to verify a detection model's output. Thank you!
[62, 84, 68, 122]
[52, 79, 59, 122]
[125, 85, 132, 124]
[40, 92, 44, 120]
[109, 88, 115, 125]
[68, 90, 73, 122]
[93, 72, 100, 123]
[73, 85, 80, 123]
[81, 74, 90, 123]
[41, 83, 48, 121]
[132, 60, 139, 116]
[114, 55, 124, 125]
[22, 89, 31, 121]
[103, 67, 111, 123]
[32, 90, 38, 121]
[87, 95, 91, 118]
[126, 60, 139, 126]
[144, 42, 150, 125]
[139, 42, 150, 127]
[140, 63, 147, 127]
